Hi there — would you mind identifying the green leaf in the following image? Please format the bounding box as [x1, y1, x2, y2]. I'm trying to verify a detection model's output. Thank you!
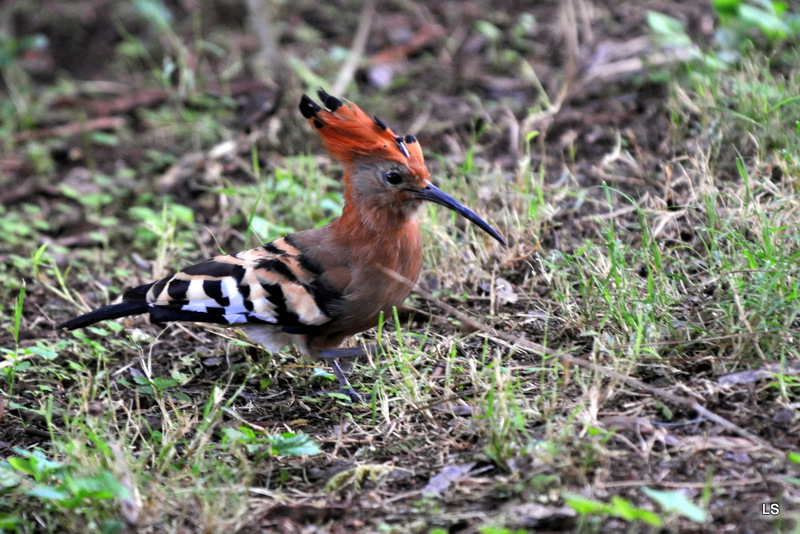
[101, 519, 125, 534]
[10, 450, 62, 479]
[91, 132, 119, 146]
[167, 203, 195, 224]
[475, 20, 502, 41]
[646, 11, 686, 35]
[151, 377, 179, 390]
[69, 472, 129, 501]
[787, 451, 800, 463]
[128, 206, 159, 225]
[646, 11, 693, 47]
[738, 4, 789, 39]
[221, 428, 249, 442]
[27, 343, 58, 360]
[310, 367, 335, 381]
[0, 463, 21, 489]
[249, 216, 294, 240]
[26, 485, 69, 501]
[0, 514, 23, 528]
[713, 0, 742, 16]
[564, 493, 613, 515]
[269, 433, 322, 457]
[323, 391, 353, 402]
[31, 455, 63, 477]
[319, 197, 343, 214]
[643, 487, 707, 523]
[611, 497, 662, 526]
[171, 391, 192, 402]
[565, 493, 663, 526]
[7, 458, 33, 476]
[237, 426, 257, 440]
[86, 326, 111, 336]
[133, 0, 173, 31]
[12, 282, 25, 346]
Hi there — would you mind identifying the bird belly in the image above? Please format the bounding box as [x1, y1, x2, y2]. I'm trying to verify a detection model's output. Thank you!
[242, 324, 305, 355]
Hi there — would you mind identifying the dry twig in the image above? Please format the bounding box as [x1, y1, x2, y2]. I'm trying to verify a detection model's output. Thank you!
[331, 0, 375, 96]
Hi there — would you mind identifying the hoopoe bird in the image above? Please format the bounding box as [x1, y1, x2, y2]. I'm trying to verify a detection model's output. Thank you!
[57, 90, 506, 399]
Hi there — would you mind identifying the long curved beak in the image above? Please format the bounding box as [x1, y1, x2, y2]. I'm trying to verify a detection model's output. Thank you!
[412, 183, 507, 245]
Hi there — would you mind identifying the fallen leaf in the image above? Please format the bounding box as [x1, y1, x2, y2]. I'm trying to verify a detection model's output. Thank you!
[662, 435, 758, 453]
[423, 462, 476, 497]
[479, 277, 518, 305]
[505, 502, 577, 528]
[718, 361, 800, 385]
[598, 415, 654, 434]
[430, 401, 474, 416]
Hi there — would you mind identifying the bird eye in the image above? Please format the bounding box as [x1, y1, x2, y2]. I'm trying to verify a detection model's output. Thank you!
[383, 170, 403, 185]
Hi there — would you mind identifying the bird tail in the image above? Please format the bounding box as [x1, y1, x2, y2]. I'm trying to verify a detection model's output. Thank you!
[56, 301, 149, 330]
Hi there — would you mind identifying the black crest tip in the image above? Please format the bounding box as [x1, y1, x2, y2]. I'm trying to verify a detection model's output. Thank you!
[299, 94, 321, 118]
[316, 89, 342, 111]
[373, 115, 388, 130]
[394, 136, 410, 158]
[404, 134, 417, 144]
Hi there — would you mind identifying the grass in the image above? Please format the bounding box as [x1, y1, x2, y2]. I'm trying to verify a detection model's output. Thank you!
[2, 2, 800, 532]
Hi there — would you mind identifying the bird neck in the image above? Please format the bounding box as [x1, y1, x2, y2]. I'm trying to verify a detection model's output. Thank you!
[334, 200, 421, 252]
[328, 187, 423, 285]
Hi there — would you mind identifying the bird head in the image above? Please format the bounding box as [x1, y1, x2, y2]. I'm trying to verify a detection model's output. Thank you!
[300, 90, 506, 245]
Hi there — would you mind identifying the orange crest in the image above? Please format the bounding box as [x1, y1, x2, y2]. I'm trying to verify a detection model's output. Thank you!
[299, 90, 429, 179]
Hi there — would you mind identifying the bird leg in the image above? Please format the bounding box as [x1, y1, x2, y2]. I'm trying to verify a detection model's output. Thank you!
[316, 345, 383, 403]
[317, 344, 382, 360]
[327, 358, 364, 403]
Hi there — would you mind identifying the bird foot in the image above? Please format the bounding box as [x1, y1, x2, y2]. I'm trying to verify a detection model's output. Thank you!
[321, 358, 367, 403]
[315, 387, 368, 403]
[308, 346, 383, 403]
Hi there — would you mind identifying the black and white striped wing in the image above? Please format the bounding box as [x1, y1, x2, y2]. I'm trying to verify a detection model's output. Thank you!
[137, 237, 341, 331]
